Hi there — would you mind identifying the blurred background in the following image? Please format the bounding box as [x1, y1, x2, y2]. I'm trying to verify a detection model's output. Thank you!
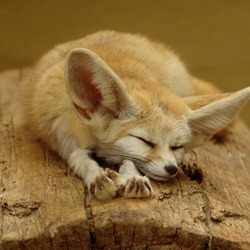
[0, 0, 249, 126]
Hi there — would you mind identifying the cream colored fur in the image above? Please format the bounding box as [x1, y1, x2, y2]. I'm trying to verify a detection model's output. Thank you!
[21, 31, 250, 200]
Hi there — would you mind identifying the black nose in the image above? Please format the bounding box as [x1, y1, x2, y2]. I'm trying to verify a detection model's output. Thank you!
[165, 165, 178, 176]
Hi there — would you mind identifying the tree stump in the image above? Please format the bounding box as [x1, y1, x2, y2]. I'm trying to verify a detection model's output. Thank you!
[1, 69, 250, 250]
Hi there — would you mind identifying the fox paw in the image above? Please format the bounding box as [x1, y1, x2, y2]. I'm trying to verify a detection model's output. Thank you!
[123, 176, 153, 198]
[89, 169, 124, 200]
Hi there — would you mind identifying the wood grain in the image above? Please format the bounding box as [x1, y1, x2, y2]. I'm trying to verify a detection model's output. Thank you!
[0, 69, 250, 249]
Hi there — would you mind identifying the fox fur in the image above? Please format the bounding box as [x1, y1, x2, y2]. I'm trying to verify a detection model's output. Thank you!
[21, 30, 250, 200]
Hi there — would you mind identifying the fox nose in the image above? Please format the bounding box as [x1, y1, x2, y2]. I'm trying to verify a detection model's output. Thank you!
[165, 165, 178, 176]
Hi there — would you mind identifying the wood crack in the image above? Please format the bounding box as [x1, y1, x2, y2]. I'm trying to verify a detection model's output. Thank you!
[83, 183, 96, 248]
[2, 201, 41, 218]
[200, 190, 213, 250]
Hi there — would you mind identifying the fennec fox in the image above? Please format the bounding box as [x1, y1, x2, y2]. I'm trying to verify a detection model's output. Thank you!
[22, 31, 250, 200]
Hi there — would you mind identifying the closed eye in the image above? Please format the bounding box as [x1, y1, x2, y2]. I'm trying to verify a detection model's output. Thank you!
[171, 145, 183, 151]
[130, 135, 155, 148]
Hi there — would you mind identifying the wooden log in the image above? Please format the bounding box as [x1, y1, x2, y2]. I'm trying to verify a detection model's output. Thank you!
[0, 69, 250, 249]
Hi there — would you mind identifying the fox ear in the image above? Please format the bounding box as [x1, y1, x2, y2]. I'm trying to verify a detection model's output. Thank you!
[64, 48, 136, 120]
[183, 92, 232, 110]
[185, 87, 250, 148]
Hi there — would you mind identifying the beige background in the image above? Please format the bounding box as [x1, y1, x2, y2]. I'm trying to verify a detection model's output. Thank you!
[0, 0, 249, 125]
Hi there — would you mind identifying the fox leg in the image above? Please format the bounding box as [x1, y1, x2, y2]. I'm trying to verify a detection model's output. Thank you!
[119, 160, 153, 198]
[69, 148, 122, 200]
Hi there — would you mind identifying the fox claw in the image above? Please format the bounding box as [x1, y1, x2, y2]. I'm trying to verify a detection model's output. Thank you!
[105, 168, 119, 180]
[116, 184, 126, 197]
[105, 168, 126, 197]
[124, 176, 153, 198]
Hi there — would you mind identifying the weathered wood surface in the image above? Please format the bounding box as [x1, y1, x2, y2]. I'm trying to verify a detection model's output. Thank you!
[0, 69, 250, 250]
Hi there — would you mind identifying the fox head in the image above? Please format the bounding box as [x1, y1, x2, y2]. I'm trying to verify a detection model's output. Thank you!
[65, 48, 250, 181]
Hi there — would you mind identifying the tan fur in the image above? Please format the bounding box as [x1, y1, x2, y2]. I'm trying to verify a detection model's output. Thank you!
[21, 31, 250, 200]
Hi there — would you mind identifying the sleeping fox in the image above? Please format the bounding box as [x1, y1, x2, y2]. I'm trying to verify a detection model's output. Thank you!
[21, 30, 250, 200]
